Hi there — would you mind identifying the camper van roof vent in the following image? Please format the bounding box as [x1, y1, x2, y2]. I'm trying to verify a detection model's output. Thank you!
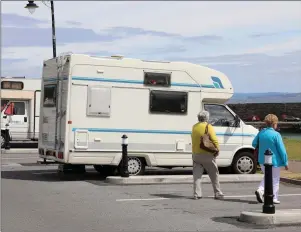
[110, 55, 124, 59]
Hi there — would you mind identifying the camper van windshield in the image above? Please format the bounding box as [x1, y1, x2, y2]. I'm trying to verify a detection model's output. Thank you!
[43, 84, 56, 107]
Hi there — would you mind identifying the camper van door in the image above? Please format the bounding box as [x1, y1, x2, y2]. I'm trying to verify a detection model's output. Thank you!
[203, 103, 243, 163]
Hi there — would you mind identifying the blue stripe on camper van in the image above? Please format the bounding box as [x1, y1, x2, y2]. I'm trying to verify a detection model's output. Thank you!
[71, 127, 256, 137]
[44, 77, 68, 82]
[71, 76, 216, 88]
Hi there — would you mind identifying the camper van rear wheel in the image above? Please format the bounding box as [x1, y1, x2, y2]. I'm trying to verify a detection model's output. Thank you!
[232, 151, 256, 174]
[127, 157, 145, 176]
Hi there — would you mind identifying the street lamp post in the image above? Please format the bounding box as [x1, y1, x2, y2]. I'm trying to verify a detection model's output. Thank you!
[25, 0, 57, 58]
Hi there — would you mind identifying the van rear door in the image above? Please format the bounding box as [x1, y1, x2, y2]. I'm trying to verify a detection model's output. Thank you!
[4, 101, 29, 140]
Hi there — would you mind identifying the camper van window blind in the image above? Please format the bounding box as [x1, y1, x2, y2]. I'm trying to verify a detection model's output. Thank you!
[1, 81, 24, 90]
[149, 90, 188, 114]
[144, 72, 171, 87]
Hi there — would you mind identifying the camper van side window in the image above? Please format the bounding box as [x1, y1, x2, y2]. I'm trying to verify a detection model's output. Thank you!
[144, 72, 171, 87]
[43, 84, 56, 107]
[204, 104, 236, 127]
[149, 90, 188, 114]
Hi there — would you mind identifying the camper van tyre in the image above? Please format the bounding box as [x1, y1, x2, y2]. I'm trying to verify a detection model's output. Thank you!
[232, 151, 257, 174]
[118, 157, 146, 176]
[1, 133, 5, 149]
[127, 157, 145, 176]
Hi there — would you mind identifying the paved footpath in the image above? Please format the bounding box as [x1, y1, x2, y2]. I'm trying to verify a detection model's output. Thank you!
[2, 161, 301, 232]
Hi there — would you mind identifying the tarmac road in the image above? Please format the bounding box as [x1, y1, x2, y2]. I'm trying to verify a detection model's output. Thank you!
[1, 152, 301, 232]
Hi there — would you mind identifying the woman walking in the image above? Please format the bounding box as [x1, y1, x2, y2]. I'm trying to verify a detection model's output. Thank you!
[252, 114, 289, 204]
[191, 110, 224, 200]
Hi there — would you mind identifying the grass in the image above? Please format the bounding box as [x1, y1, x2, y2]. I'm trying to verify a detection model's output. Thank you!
[281, 170, 301, 180]
[256, 137, 300, 175]
[282, 137, 301, 161]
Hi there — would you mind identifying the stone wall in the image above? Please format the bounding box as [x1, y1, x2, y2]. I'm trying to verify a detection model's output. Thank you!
[227, 103, 301, 120]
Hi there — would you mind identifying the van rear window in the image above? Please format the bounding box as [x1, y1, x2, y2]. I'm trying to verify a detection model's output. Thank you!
[43, 84, 56, 107]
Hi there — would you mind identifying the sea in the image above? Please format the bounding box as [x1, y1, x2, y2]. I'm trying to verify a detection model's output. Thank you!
[280, 132, 301, 140]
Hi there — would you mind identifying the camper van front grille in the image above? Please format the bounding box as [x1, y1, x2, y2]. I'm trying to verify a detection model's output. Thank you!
[42, 133, 48, 142]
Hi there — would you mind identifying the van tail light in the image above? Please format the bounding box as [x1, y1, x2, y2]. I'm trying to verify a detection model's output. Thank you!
[57, 152, 64, 159]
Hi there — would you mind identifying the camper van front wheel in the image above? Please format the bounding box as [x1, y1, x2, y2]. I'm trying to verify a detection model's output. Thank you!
[232, 151, 256, 174]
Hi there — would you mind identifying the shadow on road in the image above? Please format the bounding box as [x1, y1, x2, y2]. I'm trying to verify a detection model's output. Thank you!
[1, 165, 237, 185]
[143, 167, 231, 175]
[150, 193, 193, 200]
[1, 169, 107, 183]
[149, 194, 259, 203]
[0, 167, 195, 184]
[217, 198, 258, 205]
[8, 143, 38, 149]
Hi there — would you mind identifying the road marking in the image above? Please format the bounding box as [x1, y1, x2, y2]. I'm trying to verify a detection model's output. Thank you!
[116, 198, 169, 202]
[1, 157, 38, 160]
[116, 193, 301, 202]
[1, 163, 22, 167]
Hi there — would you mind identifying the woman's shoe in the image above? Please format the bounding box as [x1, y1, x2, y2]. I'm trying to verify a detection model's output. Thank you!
[273, 199, 280, 204]
[194, 196, 202, 200]
[255, 189, 263, 203]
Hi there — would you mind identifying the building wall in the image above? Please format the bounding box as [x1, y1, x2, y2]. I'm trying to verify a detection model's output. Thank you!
[228, 103, 301, 120]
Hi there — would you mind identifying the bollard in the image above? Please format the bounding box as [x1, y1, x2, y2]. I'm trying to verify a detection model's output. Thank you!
[262, 149, 275, 214]
[120, 134, 129, 177]
[4, 124, 11, 150]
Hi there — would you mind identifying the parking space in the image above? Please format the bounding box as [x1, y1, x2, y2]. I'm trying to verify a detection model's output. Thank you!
[2, 161, 301, 232]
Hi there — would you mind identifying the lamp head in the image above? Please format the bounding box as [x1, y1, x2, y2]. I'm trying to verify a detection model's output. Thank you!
[25, 1, 39, 14]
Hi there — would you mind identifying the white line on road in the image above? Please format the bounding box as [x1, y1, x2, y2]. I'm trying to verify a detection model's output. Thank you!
[1, 157, 38, 160]
[116, 193, 301, 202]
[116, 198, 169, 202]
[1, 163, 22, 167]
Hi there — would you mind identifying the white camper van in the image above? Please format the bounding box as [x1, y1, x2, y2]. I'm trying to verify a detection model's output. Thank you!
[1, 77, 41, 147]
[38, 54, 259, 176]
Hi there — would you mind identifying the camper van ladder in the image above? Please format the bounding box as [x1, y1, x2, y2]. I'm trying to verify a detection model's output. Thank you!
[54, 54, 69, 150]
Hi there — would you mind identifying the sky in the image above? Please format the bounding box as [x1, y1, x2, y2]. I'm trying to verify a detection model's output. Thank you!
[1, 1, 301, 93]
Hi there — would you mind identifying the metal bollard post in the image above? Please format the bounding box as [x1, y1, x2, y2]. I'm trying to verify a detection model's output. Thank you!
[4, 124, 11, 150]
[262, 149, 275, 214]
[120, 134, 129, 178]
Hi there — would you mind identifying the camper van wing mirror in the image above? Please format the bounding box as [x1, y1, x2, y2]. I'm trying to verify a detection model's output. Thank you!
[234, 115, 241, 127]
